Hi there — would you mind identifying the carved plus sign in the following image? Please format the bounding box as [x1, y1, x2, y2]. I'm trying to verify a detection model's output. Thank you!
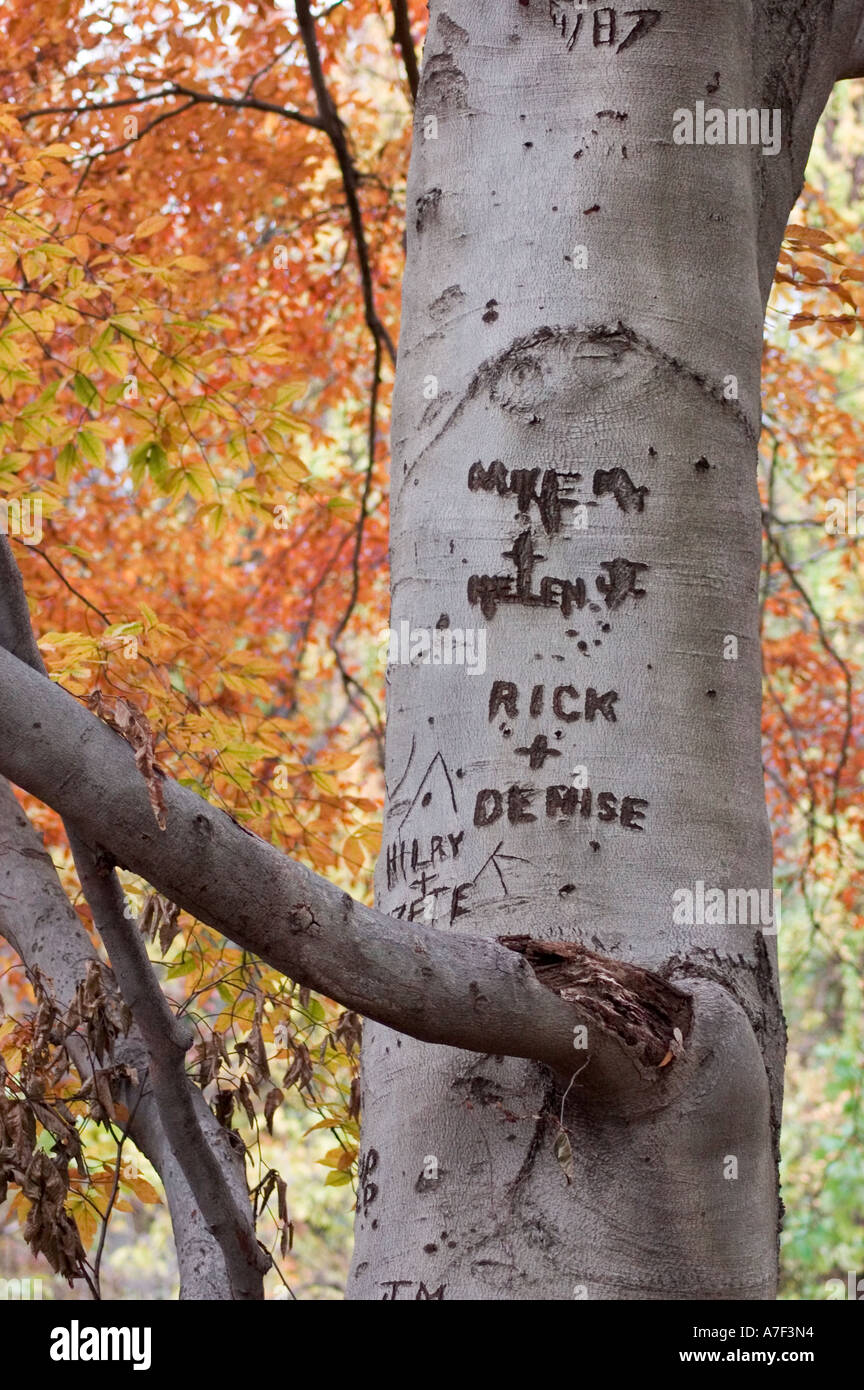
[514, 734, 561, 770]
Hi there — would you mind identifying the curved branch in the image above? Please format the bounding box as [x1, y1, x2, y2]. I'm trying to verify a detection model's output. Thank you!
[0, 538, 265, 1298]
[0, 642, 690, 1093]
[295, 0, 397, 366]
[0, 777, 246, 1299]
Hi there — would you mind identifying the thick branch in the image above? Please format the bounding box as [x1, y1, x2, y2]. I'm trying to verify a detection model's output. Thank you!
[0, 539, 265, 1298]
[0, 643, 690, 1091]
[835, 15, 864, 78]
[0, 778, 248, 1299]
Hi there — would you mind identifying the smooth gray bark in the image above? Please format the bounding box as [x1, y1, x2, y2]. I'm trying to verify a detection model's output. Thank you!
[348, 0, 864, 1300]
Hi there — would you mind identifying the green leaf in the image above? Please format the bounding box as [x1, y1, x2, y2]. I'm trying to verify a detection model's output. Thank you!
[56, 441, 78, 486]
[306, 998, 326, 1024]
[164, 956, 197, 980]
[72, 373, 99, 409]
[129, 440, 168, 487]
[77, 428, 105, 468]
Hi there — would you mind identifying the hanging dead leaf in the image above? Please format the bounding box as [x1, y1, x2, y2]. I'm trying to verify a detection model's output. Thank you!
[553, 1129, 574, 1186]
[86, 691, 166, 829]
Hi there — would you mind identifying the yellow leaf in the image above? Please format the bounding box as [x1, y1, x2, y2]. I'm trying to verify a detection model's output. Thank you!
[318, 1146, 348, 1169]
[72, 1201, 99, 1249]
[171, 255, 209, 272]
[133, 213, 172, 239]
[41, 142, 78, 159]
[65, 235, 90, 260]
[303, 1117, 348, 1135]
[250, 341, 291, 362]
[204, 503, 226, 536]
[341, 835, 365, 870]
[81, 224, 115, 246]
[126, 1175, 162, 1204]
[357, 825, 382, 855]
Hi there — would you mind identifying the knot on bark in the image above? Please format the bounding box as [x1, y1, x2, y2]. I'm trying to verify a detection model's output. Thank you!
[287, 904, 320, 937]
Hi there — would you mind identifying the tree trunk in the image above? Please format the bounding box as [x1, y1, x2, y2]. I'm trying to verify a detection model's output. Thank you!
[349, 0, 861, 1301]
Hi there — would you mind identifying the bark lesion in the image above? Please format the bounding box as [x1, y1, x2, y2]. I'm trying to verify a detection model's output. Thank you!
[498, 935, 692, 1068]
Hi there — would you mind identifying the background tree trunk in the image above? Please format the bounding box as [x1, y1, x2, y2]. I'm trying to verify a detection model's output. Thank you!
[349, 0, 860, 1301]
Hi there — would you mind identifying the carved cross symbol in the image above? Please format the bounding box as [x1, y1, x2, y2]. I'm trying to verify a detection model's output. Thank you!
[514, 734, 561, 770]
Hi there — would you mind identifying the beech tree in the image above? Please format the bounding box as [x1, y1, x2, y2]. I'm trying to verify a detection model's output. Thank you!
[1, 0, 864, 1301]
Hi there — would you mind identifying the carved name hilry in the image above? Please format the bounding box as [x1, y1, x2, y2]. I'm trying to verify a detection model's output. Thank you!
[545, 3, 661, 56]
[386, 835, 522, 925]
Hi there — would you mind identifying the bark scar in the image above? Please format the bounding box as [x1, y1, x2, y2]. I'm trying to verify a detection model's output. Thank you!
[498, 935, 692, 1068]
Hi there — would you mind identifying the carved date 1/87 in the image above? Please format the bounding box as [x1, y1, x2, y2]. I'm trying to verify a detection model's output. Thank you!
[547, 4, 661, 56]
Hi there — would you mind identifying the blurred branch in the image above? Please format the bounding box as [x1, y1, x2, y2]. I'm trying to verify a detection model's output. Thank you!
[390, 0, 420, 102]
[295, 0, 397, 366]
[0, 536, 267, 1300]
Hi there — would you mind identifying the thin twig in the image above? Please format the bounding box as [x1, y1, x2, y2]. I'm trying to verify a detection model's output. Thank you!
[20, 84, 324, 132]
[295, 0, 397, 366]
[26, 546, 111, 623]
[92, 1076, 148, 1298]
